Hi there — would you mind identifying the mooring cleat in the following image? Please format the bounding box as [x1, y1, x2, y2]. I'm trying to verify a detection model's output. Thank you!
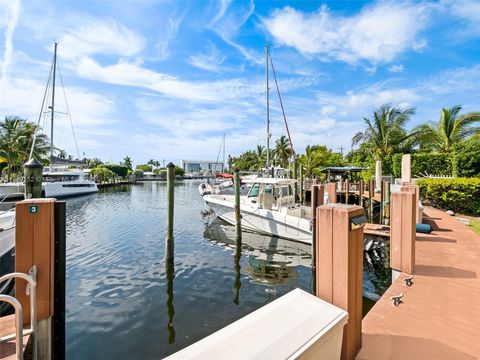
[390, 293, 404, 306]
[404, 276, 414, 287]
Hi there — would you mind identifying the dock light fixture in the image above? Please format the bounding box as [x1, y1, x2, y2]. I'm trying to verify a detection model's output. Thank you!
[350, 214, 367, 231]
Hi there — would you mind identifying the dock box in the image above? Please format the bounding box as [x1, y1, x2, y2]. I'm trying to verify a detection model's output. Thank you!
[165, 288, 348, 360]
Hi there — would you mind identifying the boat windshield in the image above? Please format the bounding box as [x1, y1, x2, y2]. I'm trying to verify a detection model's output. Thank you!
[248, 183, 260, 198]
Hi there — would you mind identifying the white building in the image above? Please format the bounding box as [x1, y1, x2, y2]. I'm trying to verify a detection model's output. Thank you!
[181, 160, 224, 174]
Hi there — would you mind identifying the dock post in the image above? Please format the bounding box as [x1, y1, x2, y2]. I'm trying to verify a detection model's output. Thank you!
[401, 154, 411, 184]
[369, 179, 374, 223]
[379, 180, 384, 224]
[401, 184, 420, 224]
[384, 181, 391, 225]
[310, 184, 324, 294]
[166, 163, 175, 261]
[53, 201, 66, 359]
[16, 198, 59, 359]
[293, 160, 298, 202]
[325, 183, 337, 204]
[375, 160, 382, 192]
[390, 191, 416, 277]
[234, 169, 242, 241]
[24, 158, 43, 198]
[359, 179, 364, 207]
[345, 179, 349, 204]
[299, 166, 304, 205]
[316, 204, 366, 360]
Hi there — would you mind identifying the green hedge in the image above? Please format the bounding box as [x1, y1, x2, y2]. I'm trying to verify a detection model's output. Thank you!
[392, 153, 453, 178]
[102, 164, 129, 178]
[417, 178, 480, 215]
[453, 137, 480, 178]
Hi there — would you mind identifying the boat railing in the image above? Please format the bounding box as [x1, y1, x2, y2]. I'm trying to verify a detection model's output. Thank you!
[0, 266, 38, 360]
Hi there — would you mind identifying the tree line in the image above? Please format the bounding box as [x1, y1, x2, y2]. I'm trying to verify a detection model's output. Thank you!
[231, 104, 480, 178]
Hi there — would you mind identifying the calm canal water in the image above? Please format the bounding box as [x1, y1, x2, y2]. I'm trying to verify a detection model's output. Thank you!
[65, 180, 389, 359]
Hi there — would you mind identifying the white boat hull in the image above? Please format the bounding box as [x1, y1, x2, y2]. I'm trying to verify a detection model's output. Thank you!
[204, 195, 312, 244]
[43, 181, 98, 198]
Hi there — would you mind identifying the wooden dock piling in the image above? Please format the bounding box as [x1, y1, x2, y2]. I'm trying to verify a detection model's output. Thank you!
[359, 179, 364, 208]
[383, 181, 391, 225]
[345, 179, 349, 204]
[299, 166, 304, 204]
[316, 204, 366, 360]
[166, 163, 175, 262]
[368, 180, 374, 223]
[234, 170, 242, 241]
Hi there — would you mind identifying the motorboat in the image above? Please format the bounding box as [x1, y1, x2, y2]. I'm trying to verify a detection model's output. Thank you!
[203, 178, 313, 243]
[43, 166, 98, 198]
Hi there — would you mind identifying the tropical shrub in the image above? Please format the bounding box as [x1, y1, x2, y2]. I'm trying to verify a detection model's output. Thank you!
[417, 178, 480, 215]
[453, 137, 480, 178]
[136, 164, 153, 172]
[392, 153, 453, 178]
[90, 167, 115, 182]
[175, 166, 185, 177]
[102, 164, 129, 178]
[133, 169, 144, 177]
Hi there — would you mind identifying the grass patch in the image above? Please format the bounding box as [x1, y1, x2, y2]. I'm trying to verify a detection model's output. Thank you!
[469, 219, 480, 236]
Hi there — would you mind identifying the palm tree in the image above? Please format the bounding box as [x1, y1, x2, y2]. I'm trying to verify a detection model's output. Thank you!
[147, 159, 155, 170]
[58, 150, 67, 159]
[253, 145, 266, 169]
[352, 104, 417, 161]
[274, 135, 292, 168]
[299, 145, 322, 178]
[416, 106, 480, 152]
[153, 160, 160, 170]
[0, 117, 50, 181]
[122, 156, 132, 169]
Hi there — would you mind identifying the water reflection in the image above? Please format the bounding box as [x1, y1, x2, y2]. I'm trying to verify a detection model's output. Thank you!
[204, 219, 312, 289]
[233, 237, 241, 305]
[165, 257, 175, 344]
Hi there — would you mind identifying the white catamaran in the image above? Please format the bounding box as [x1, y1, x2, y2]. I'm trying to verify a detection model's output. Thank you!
[33, 42, 98, 198]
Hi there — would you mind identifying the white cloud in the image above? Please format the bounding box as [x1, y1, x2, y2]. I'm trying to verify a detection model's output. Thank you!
[388, 64, 405, 73]
[1, 0, 21, 91]
[75, 57, 264, 103]
[154, 16, 182, 61]
[188, 41, 226, 72]
[59, 17, 146, 60]
[263, 2, 430, 64]
[209, 0, 262, 64]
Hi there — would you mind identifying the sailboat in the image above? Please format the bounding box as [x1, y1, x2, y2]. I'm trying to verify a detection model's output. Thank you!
[202, 46, 316, 243]
[39, 42, 98, 198]
[0, 43, 97, 311]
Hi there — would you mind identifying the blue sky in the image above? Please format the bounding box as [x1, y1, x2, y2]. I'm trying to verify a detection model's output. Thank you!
[0, 0, 479, 166]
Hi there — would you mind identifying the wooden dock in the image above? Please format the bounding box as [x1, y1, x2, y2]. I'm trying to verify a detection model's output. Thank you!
[0, 315, 31, 360]
[357, 206, 480, 359]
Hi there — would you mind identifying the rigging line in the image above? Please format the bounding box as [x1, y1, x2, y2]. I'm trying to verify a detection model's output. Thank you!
[29, 59, 54, 161]
[213, 136, 223, 179]
[57, 61, 80, 158]
[268, 53, 296, 162]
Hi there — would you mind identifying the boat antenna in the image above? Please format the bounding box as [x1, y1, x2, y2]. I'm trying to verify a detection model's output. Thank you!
[29, 56, 54, 160]
[50, 42, 57, 162]
[57, 61, 80, 158]
[265, 43, 271, 170]
[269, 52, 296, 162]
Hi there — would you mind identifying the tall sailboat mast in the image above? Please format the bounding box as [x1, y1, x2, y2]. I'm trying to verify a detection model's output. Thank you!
[222, 133, 225, 172]
[265, 44, 270, 170]
[50, 42, 57, 160]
